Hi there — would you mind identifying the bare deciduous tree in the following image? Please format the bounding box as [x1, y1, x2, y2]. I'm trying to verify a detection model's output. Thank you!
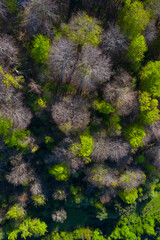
[143, 20, 157, 46]
[72, 45, 112, 92]
[119, 169, 146, 190]
[101, 24, 128, 61]
[48, 39, 77, 84]
[23, 0, 69, 37]
[51, 96, 90, 133]
[0, 34, 19, 70]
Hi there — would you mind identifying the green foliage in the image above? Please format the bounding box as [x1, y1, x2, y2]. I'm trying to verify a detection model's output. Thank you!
[4, 0, 18, 13]
[37, 98, 47, 108]
[6, 204, 26, 220]
[30, 34, 50, 64]
[127, 35, 147, 71]
[18, 218, 47, 239]
[140, 61, 160, 97]
[118, 189, 138, 204]
[8, 229, 19, 240]
[0, 116, 13, 137]
[139, 91, 160, 125]
[48, 163, 70, 181]
[94, 202, 108, 221]
[0, 66, 24, 89]
[124, 123, 146, 148]
[108, 192, 160, 240]
[94, 99, 115, 115]
[135, 155, 145, 164]
[119, 0, 150, 39]
[31, 194, 46, 206]
[79, 132, 94, 159]
[62, 12, 102, 46]
[70, 130, 94, 163]
[5, 129, 30, 150]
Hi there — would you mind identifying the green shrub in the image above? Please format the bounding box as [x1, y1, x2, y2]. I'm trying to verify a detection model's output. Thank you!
[139, 91, 160, 125]
[127, 35, 147, 71]
[30, 34, 50, 64]
[49, 163, 70, 181]
[6, 204, 26, 220]
[119, 0, 150, 39]
[124, 123, 146, 148]
[4, 0, 18, 13]
[140, 61, 160, 97]
[31, 194, 46, 206]
[94, 99, 115, 115]
[62, 12, 102, 47]
[118, 189, 138, 204]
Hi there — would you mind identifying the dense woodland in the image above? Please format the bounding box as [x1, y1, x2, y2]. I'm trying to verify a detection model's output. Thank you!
[1, 0, 160, 239]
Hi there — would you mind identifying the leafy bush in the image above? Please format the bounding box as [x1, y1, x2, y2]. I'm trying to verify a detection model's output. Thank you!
[124, 123, 146, 148]
[94, 99, 115, 115]
[140, 61, 160, 97]
[62, 12, 102, 46]
[118, 189, 138, 204]
[49, 163, 70, 181]
[6, 204, 26, 220]
[127, 35, 147, 71]
[119, 0, 150, 39]
[30, 34, 50, 64]
[139, 91, 160, 125]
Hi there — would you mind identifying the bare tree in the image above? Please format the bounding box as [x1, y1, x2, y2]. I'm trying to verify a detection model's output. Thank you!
[6, 155, 34, 186]
[23, 0, 69, 37]
[72, 45, 112, 92]
[48, 39, 77, 84]
[101, 24, 128, 61]
[51, 96, 90, 133]
[86, 164, 118, 188]
[119, 169, 146, 190]
[0, 80, 32, 129]
[0, 0, 7, 20]
[52, 209, 67, 223]
[0, 34, 19, 70]
[143, 20, 157, 46]
[104, 82, 138, 116]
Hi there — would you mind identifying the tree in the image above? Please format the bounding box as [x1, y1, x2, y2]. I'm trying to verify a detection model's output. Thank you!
[143, 20, 157, 46]
[119, 169, 146, 190]
[0, 34, 19, 70]
[23, 0, 69, 37]
[86, 164, 118, 188]
[101, 24, 128, 61]
[127, 35, 148, 71]
[138, 91, 160, 125]
[118, 189, 138, 204]
[49, 163, 70, 181]
[51, 96, 90, 134]
[104, 82, 138, 116]
[18, 218, 47, 239]
[48, 38, 77, 84]
[6, 204, 26, 220]
[72, 45, 112, 92]
[0, 0, 7, 20]
[140, 61, 160, 97]
[119, 0, 150, 39]
[63, 12, 102, 47]
[124, 123, 146, 148]
[30, 34, 50, 64]
[93, 99, 115, 115]
[52, 209, 67, 223]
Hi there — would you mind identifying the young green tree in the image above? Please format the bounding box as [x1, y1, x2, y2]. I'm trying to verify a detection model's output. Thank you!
[119, 0, 150, 39]
[124, 123, 146, 148]
[127, 35, 147, 71]
[62, 12, 102, 47]
[139, 91, 160, 125]
[140, 61, 160, 97]
[30, 34, 50, 64]
[118, 189, 138, 204]
[6, 204, 26, 221]
[49, 163, 70, 181]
